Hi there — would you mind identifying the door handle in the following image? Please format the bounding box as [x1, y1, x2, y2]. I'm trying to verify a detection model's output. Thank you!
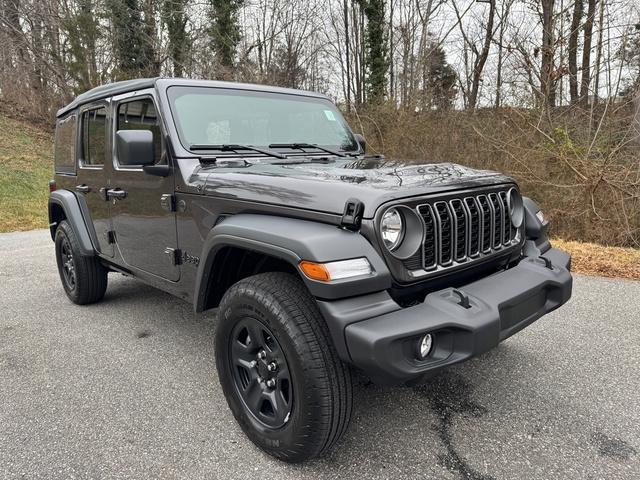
[75, 184, 91, 193]
[106, 188, 127, 200]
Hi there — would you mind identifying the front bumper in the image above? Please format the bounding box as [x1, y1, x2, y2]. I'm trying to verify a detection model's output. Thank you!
[318, 247, 572, 385]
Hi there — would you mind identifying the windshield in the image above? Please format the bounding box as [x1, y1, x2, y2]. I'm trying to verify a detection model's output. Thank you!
[167, 86, 359, 153]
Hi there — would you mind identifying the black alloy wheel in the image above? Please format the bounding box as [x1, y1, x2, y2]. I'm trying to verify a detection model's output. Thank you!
[54, 220, 108, 305]
[215, 272, 353, 462]
[229, 317, 293, 429]
[59, 236, 77, 291]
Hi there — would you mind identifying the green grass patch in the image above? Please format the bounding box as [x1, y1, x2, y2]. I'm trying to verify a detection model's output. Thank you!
[0, 115, 53, 232]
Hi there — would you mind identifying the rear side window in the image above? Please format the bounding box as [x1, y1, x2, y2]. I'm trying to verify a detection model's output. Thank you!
[54, 114, 76, 174]
[81, 107, 107, 166]
[117, 98, 163, 165]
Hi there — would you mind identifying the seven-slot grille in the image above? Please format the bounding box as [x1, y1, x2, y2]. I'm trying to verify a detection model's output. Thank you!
[407, 188, 520, 274]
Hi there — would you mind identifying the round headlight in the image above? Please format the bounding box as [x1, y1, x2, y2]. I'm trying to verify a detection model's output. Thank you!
[507, 188, 524, 228]
[381, 208, 404, 251]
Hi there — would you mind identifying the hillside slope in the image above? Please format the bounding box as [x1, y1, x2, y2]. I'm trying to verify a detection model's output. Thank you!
[0, 116, 53, 232]
[0, 115, 636, 280]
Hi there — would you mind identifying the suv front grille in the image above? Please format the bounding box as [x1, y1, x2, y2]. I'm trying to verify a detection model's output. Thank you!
[406, 188, 521, 276]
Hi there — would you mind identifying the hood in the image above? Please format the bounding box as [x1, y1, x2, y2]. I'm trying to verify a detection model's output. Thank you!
[182, 156, 513, 218]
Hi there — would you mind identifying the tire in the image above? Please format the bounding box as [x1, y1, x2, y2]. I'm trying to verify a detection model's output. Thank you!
[54, 220, 108, 305]
[215, 272, 353, 462]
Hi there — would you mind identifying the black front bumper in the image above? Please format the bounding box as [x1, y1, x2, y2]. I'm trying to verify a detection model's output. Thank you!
[318, 247, 572, 385]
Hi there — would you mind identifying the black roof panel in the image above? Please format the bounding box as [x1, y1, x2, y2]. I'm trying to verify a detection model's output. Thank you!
[56, 78, 158, 117]
[57, 77, 331, 118]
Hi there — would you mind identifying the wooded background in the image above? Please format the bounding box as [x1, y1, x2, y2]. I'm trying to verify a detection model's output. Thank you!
[0, 0, 639, 246]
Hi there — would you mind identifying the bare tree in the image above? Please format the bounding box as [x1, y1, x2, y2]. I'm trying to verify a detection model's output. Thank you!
[568, 0, 583, 103]
[540, 0, 557, 107]
[579, 0, 597, 105]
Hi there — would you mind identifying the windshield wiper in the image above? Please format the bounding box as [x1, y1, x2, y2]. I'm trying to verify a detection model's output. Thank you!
[268, 142, 346, 157]
[189, 143, 286, 159]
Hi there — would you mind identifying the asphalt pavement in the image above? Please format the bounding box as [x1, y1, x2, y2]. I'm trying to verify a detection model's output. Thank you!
[1, 229, 638, 480]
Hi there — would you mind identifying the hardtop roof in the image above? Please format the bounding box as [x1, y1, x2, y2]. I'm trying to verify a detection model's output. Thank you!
[56, 78, 157, 117]
[56, 78, 330, 118]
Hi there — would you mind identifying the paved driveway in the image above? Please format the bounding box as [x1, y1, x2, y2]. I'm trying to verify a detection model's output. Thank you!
[1, 230, 638, 479]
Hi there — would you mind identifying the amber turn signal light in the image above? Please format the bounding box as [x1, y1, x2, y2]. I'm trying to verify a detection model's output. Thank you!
[299, 258, 373, 282]
[299, 261, 331, 282]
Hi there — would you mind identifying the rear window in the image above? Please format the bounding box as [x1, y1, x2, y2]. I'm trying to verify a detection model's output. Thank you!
[54, 114, 76, 174]
[80, 107, 107, 166]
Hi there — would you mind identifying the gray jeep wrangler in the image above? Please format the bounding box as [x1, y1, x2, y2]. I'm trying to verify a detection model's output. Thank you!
[49, 78, 572, 462]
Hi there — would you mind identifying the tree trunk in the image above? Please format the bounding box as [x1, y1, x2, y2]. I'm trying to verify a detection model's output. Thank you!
[468, 0, 496, 110]
[388, 0, 394, 99]
[494, 0, 510, 108]
[579, 0, 597, 106]
[592, 0, 605, 106]
[568, 0, 583, 103]
[540, 0, 556, 108]
[344, 0, 351, 110]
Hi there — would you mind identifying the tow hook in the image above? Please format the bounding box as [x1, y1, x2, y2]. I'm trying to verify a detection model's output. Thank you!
[538, 256, 553, 270]
[452, 289, 471, 309]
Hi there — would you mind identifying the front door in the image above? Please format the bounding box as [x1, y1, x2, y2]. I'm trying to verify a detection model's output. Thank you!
[109, 94, 179, 281]
[76, 104, 113, 257]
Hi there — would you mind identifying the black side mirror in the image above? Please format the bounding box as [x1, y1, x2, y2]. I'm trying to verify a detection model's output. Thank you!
[354, 133, 366, 153]
[116, 130, 154, 166]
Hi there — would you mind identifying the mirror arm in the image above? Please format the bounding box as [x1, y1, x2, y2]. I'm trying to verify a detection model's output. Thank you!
[142, 164, 170, 177]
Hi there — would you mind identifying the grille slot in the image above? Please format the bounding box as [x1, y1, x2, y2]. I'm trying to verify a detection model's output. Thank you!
[489, 193, 503, 249]
[464, 197, 481, 257]
[477, 195, 492, 253]
[411, 188, 520, 275]
[450, 199, 467, 262]
[434, 202, 453, 266]
[499, 190, 515, 243]
[419, 205, 437, 270]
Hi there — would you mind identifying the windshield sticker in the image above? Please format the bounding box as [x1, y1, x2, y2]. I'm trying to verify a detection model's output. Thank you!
[324, 110, 337, 121]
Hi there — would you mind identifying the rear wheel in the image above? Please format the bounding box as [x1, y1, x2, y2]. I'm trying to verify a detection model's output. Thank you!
[215, 272, 352, 462]
[54, 220, 108, 305]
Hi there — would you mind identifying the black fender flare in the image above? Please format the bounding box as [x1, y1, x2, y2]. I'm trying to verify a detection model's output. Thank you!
[193, 214, 392, 312]
[48, 190, 96, 256]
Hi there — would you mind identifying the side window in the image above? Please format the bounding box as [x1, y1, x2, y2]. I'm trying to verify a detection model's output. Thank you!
[80, 107, 107, 167]
[54, 114, 77, 174]
[117, 98, 163, 165]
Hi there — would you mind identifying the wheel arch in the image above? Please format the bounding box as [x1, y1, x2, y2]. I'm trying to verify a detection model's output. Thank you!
[196, 243, 300, 312]
[193, 214, 392, 313]
[48, 190, 95, 256]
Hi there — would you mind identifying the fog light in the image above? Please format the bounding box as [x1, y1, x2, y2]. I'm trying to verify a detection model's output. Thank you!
[418, 334, 433, 359]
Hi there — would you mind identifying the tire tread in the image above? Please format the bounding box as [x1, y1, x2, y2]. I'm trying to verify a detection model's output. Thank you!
[217, 272, 352, 462]
[55, 220, 107, 305]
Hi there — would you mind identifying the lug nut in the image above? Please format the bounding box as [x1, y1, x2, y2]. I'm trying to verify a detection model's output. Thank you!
[258, 350, 266, 360]
[267, 362, 277, 372]
[266, 379, 276, 388]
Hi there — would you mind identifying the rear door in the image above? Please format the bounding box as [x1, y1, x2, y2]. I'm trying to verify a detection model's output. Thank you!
[75, 103, 113, 257]
[109, 92, 179, 281]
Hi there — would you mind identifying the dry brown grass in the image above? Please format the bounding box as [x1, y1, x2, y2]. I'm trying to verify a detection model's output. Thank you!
[553, 239, 640, 280]
[1, 113, 638, 281]
[350, 102, 640, 248]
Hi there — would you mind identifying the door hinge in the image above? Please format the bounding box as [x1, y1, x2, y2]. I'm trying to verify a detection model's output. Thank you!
[160, 194, 175, 212]
[107, 231, 116, 244]
[341, 198, 365, 231]
[164, 247, 182, 265]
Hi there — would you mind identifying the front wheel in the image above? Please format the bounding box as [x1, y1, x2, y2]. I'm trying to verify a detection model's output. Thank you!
[215, 272, 353, 462]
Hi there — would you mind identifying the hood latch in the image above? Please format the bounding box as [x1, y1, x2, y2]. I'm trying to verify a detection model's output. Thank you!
[341, 198, 364, 231]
